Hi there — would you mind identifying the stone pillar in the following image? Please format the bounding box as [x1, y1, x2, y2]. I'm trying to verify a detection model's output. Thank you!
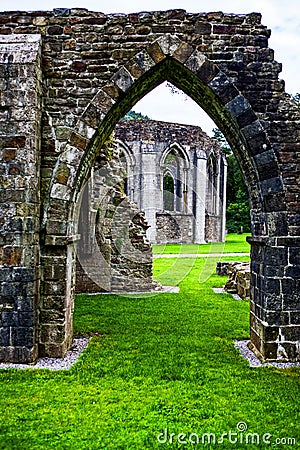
[215, 157, 221, 218]
[194, 151, 207, 243]
[0, 35, 42, 362]
[40, 237, 76, 358]
[248, 236, 300, 362]
[140, 149, 158, 243]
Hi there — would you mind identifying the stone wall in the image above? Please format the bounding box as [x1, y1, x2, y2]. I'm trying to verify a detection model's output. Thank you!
[0, 34, 42, 363]
[223, 262, 251, 299]
[156, 212, 194, 243]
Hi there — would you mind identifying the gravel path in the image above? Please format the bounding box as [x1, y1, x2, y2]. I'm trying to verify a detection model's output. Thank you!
[0, 337, 89, 371]
[1, 337, 298, 371]
[234, 340, 300, 368]
[154, 253, 249, 258]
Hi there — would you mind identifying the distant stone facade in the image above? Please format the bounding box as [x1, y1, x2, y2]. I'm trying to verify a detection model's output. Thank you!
[0, 9, 299, 363]
[115, 120, 227, 243]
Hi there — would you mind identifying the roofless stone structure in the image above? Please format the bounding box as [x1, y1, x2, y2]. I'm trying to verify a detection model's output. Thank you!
[0, 8, 299, 363]
[115, 119, 227, 244]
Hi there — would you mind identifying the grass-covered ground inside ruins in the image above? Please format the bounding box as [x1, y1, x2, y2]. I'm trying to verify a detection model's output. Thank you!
[0, 235, 299, 449]
[152, 233, 251, 255]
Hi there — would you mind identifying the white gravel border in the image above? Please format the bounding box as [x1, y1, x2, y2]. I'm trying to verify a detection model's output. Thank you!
[235, 340, 300, 368]
[213, 288, 299, 368]
[0, 337, 89, 371]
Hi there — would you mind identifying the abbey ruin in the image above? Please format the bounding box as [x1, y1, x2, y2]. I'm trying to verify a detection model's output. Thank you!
[75, 118, 226, 294]
[0, 8, 299, 363]
[115, 120, 227, 244]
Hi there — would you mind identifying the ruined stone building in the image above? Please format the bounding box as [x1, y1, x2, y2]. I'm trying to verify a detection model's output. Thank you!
[115, 120, 227, 243]
[75, 119, 226, 294]
[75, 142, 160, 294]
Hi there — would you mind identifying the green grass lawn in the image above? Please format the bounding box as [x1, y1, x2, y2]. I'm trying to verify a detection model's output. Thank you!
[0, 256, 299, 449]
[152, 233, 251, 255]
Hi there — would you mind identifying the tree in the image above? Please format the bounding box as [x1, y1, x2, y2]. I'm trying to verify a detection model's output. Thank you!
[212, 127, 231, 155]
[121, 110, 151, 121]
[213, 128, 251, 233]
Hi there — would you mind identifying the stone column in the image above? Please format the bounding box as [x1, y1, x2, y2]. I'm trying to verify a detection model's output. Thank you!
[139, 146, 158, 243]
[248, 236, 300, 362]
[0, 35, 42, 363]
[194, 150, 207, 243]
[40, 237, 76, 358]
[215, 157, 221, 218]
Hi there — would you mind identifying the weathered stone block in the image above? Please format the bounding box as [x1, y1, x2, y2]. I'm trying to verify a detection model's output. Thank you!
[226, 94, 251, 117]
[92, 89, 115, 114]
[11, 326, 35, 346]
[2, 312, 19, 327]
[264, 293, 282, 310]
[282, 294, 299, 311]
[208, 71, 239, 102]
[280, 342, 300, 361]
[112, 66, 134, 92]
[147, 41, 165, 63]
[265, 247, 288, 266]
[0, 328, 10, 346]
[173, 42, 194, 64]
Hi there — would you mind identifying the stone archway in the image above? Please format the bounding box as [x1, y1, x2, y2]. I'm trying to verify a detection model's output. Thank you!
[42, 40, 297, 363]
[0, 9, 299, 362]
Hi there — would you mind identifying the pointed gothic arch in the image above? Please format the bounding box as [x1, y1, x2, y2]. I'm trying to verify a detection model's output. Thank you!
[160, 142, 191, 170]
[44, 38, 277, 240]
[41, 35, 291, 362]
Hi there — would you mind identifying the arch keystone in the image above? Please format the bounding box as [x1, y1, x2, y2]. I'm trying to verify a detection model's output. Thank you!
[156, 34, 182, 56]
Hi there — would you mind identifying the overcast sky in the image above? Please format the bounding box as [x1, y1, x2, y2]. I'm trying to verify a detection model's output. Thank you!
[1, 0, 299, 135]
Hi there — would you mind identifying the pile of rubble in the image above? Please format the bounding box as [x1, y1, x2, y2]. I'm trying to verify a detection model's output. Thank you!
[216, 261, 250, 300]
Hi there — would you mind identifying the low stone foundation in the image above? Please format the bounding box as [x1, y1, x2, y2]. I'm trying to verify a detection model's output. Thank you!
[216, 261, 250, 299]
[156, 212, 194, 243]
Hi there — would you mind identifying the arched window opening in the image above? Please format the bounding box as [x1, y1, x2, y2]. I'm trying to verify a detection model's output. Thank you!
[163, 173, 175, 211]
[161, 146, 188, 213]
